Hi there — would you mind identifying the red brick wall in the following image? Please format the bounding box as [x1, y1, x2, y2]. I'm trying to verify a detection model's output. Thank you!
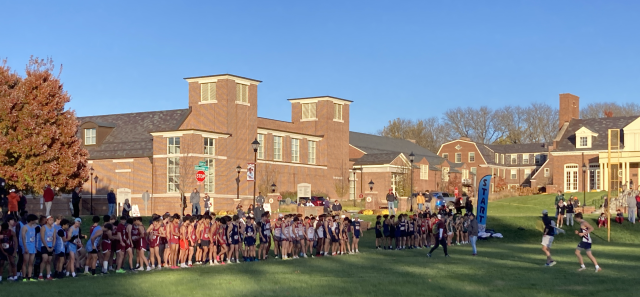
[559, 93, 579, 129]
[550, 153, 598, 192]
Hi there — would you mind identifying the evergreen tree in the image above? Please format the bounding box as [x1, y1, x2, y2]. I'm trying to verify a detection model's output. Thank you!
[0, 57, 88, 193]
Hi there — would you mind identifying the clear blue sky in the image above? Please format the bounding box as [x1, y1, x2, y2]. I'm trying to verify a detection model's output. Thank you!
[3, 1, 640, 134]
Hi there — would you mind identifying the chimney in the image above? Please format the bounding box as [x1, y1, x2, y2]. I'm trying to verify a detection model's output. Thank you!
[559, 93, 579, 129]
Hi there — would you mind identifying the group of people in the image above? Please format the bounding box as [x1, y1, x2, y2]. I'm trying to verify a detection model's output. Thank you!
[0, 209, 370, 283]
[373, 211, 479, 257]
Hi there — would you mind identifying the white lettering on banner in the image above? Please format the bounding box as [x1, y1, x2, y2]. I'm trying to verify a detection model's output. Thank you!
[131, 205, 141, 217]
[476, 175, 492, 233]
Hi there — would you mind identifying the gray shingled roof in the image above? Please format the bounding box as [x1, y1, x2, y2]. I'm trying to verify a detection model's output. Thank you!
[555, 116, 639, 151]
[349, 131, 445, 167]
[77, 109, 191, 159]
[474, 142, 547, 166]
[351, 152, 402, 166]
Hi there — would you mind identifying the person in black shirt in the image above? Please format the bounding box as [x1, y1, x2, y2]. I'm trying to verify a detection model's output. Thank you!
[565, 198, 575, 227]
[556, 200, 566, 228]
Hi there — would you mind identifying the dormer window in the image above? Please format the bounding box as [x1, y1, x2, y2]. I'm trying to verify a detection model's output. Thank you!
[201, 82, 217, 102]
[575, 127, 598, 149]
[236, 83, 248, 103]
[85, 128, 96, 145]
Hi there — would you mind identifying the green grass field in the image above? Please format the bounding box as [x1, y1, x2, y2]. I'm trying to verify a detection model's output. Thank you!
[3, 193, 640, 296]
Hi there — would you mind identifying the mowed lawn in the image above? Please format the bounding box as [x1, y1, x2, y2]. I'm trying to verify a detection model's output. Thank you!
[4, 194, 640, 297]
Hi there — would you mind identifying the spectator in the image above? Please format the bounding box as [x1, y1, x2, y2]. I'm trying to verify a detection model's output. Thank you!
[416, 192, 425, 211]
[554, 191, 564, 217]
[43, 185, 55, 216]
[628, 191, 637, 224]
[71, 187, 82, 218]
[636, 193, 640, 223]
[565, 197, 575, 226]
[386, 189, 397, 215]
[7, 189, 19, 215]
[615, 209, 624, 224]
[322, 197, 331, 214]
[190, 188, 201, 215]
[203, 193, 211, 214]
[248, 204, 254, 216]
[557, 200, 566, 228]
[468, 213, 479, 256]
[597, 213, 607, 228]
[332, 200, 342, 213]
[465, 197, 473, 214]
[454, 197, 462, 214]
[630, 179, 634, 191]
[122, 198, 131, 218]
[107, 188, 116, 216]
[256, 192, 265, 206]
[237, 204, 245, 218]
[18, 190, 27, 214]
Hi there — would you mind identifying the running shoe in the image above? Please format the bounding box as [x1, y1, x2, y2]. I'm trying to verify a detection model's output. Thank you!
[549, 261, 557, 267]
[38, 276, 44, 280]
[30, 278, 38, 282]
[426, 253, 432, 258]
[578, 267, 586, 271]
[595, 267, 602, 273]
[116, 269, 126, 274]
[47, 276, 54, 280]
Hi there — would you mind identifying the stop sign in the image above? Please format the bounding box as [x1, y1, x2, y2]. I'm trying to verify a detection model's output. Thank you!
[196, 170, 206, 182]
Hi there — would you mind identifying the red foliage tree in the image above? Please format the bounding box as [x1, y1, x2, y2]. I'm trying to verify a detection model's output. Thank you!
[0, 57, 89, 194]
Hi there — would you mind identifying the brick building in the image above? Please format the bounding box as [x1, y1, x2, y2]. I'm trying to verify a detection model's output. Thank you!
[77, 74, 353, 214]
[437, 138, 548, 194]
[533, 94, 640, 193]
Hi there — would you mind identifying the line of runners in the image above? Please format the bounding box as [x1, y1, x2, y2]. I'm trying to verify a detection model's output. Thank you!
[0, 211, 368, 282]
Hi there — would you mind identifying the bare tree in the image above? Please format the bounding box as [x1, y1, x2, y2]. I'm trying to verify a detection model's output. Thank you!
[333, 163, 349, 199]
[444, 107, 474, 139]
[258, 163, 279, 195]
[581, 102, 640, 119]
[523, 103, 558, 143]
[377, 117, 453, 152]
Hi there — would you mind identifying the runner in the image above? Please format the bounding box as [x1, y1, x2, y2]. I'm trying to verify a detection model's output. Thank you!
[574, 213, 602, 272]
[540, 210, 557, 267]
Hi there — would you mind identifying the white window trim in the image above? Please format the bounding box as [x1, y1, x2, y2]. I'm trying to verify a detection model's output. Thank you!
[257, 134, 265, 159]
[291, 138, 300, 163]
[273, 136, 283, 161]
[564, 164, 579, 192]
[333, 103, 343, 122]
[468, 152, 475, 163]
[510, 169, 517, 180]
[420, 164, 428, 180]
[544, 168, 550, 177]
[308, 140, 316, 164]
[301, 102, 317, 121]
[455, 153, 462, 163]
[256, 128, 323, 142]
[523, 154, 529, 165]
[575, 127, 598, 149]
[442, 153, 449, 160]
[84, 128, 96, 145]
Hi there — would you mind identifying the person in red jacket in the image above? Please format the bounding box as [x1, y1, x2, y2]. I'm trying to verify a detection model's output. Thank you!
[43, 185, 55, 216]
[7, 189, 19, 215]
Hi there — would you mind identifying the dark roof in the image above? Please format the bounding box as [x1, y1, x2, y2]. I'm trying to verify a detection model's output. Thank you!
[351, 152, 402, 166]
[555, 116, 638, 151]
[77, 109, 191, 159]
[349, 132, 444, 166]
[485, 143, 548, 154]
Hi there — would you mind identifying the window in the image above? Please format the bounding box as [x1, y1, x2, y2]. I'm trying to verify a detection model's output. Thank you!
[501, 154, 505, 164]
[564, 164, 579, 192]
[257, 134, 265, 159]
[510, 169, 517, 179]
[471, 167, 477, 175]
[167, 157, 180, 193]
[495, 153, 499, 163]
[167, 137, 180, 154]
[84, 128, 96, 145]
[236, 83, 248, 103]
[308, 141, 316, 164]
[544, 168, 550, 177]
[462, 169, 469, 179]
[535, 154, 541, 164]
[455, 153, 461, 163]
[524, 169, 531, 178]
[291, 138, 300, 162]
[334, 103, 343, 121]
[580, 136, 588, 147]
[420, 165, 428, 180]
[442, 167, 450, 181]
[469, 152, 475, 162]
[201, 82, 216, 102]
[302, 102, 317, 120]
[523, 154, 529, 165]
[273, 136, 282, 161]
[204, 158, 215, 193]
[442, 153, 449, 160]
[204, 137, 215, 155]
[511, 155, 517, 165]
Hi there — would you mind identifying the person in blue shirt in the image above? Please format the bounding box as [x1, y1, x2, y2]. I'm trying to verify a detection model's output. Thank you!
[38, 216, 56, 280]
[351, 215, 362, 253]
[20, 214, 39, 282]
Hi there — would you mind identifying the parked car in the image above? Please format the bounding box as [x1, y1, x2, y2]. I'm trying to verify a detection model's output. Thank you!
[310, 196, 325, 207]
[431, 192, 456, 208]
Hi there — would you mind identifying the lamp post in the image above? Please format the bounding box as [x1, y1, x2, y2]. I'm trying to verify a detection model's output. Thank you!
[90, 167, 94, 215]
[236, 165, 242, 200]
[251, 139, 260, 207]
[582, 162, 587, 213]
[368, 180, 374, 191]
[409, 152, 415, 212]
